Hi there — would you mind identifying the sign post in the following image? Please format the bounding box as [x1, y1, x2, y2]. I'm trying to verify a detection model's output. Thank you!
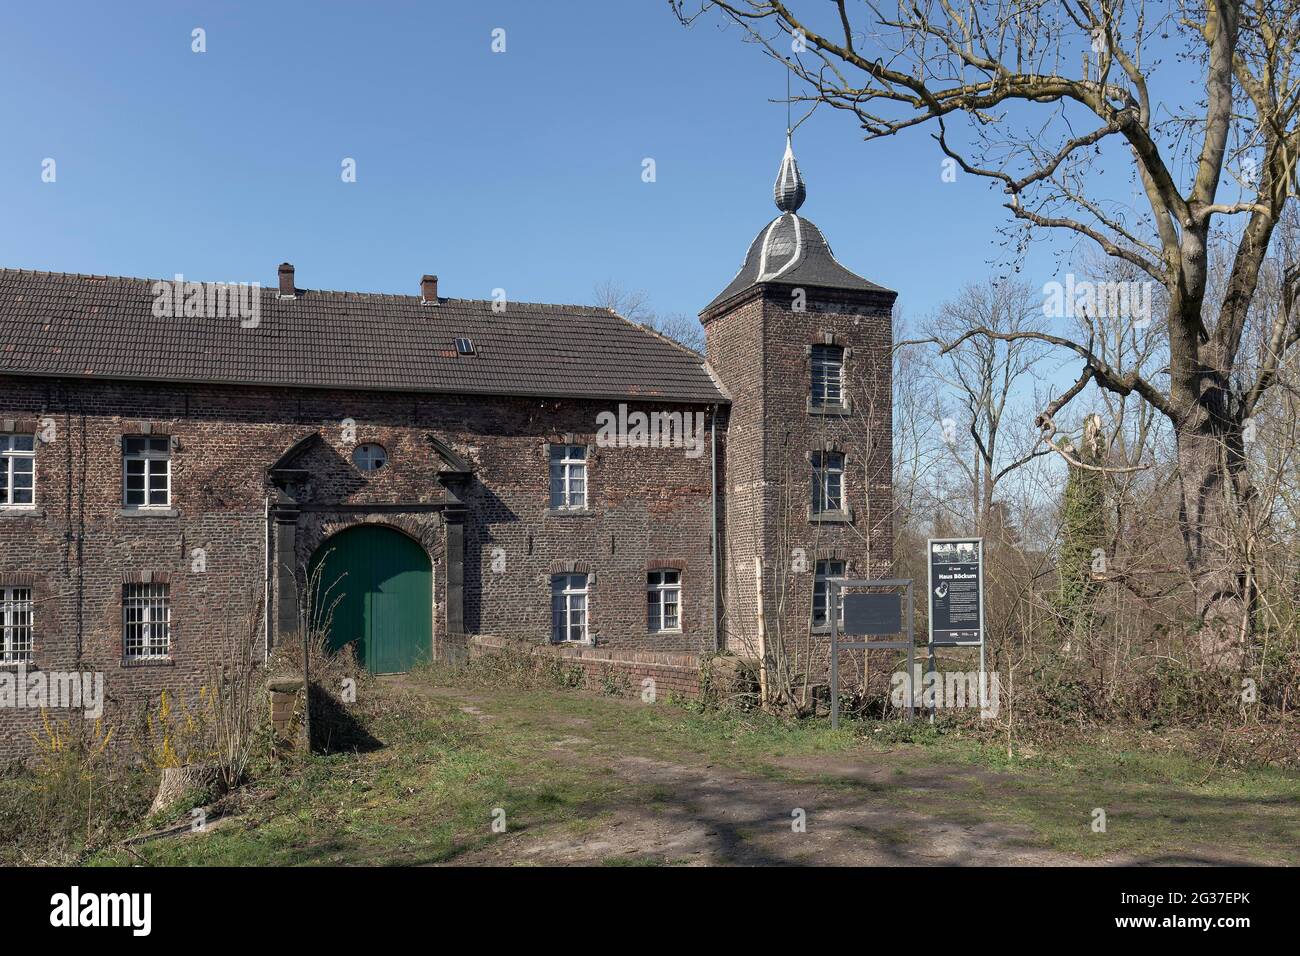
[926, 538, 985, 720]
[828, 579, 914, 729]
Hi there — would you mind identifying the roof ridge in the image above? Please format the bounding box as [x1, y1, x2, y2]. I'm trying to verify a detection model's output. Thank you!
[0, 268, 617, 314]
[0, 265, 729, 403]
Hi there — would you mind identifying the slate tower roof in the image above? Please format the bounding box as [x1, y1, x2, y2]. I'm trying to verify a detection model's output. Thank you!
[704, 134, 892, 313]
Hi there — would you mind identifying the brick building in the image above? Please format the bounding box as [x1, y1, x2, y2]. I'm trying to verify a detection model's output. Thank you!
[0, 139, 895, 757]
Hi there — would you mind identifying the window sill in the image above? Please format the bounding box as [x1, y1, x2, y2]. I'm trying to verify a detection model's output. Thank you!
[807, 399, 852, 416]
[117, 508, 179, 518]
[648, 629, 683, 636]
[808, 508, 854, 524]
[0, 507, 42, 518]
[121, 656, 175, 668]
[546, 508, 593, 518]
[0, 659, 36, 670]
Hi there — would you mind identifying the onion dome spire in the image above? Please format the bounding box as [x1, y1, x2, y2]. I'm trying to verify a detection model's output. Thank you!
[773, 132, 806, 213]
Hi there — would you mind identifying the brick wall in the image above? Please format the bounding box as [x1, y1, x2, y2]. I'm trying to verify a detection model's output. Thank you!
[0, 375, 719, 759]
[704, 283, 896, 675]
[468, 634, 701, 699]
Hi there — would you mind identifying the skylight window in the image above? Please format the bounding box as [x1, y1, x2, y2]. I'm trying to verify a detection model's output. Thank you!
[455, 337, 475, 355]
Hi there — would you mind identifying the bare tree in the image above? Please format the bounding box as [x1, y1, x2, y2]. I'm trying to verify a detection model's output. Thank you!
[924, 280, 1050, 536]
[674, 0, 1300, 666]
[594, 280, 706, 353]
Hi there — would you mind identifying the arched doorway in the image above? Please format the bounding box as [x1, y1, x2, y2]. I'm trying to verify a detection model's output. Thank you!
[308, 525, 433, 674]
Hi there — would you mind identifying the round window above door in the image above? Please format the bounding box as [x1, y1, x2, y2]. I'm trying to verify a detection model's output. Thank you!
[353, 443, 388, 471]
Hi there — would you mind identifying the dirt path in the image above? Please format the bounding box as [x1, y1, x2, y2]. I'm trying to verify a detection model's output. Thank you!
[404, 682, 1097, 866]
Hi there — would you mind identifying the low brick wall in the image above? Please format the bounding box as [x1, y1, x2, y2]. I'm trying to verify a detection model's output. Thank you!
[465, 635, 702, 700]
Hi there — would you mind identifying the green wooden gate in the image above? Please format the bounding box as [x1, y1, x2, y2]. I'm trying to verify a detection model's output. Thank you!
[308, 525, 433, 674]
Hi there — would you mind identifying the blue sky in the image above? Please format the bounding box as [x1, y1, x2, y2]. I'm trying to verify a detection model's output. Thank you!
[0, 1, 1132, 325]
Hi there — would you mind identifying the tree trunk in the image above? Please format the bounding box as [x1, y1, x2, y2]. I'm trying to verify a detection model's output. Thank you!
[1175, 418, 1252, 668]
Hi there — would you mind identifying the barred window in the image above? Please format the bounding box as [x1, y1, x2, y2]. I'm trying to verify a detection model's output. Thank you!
[548, 444, 586, 510]
[0, 434, 35, 507]
[123, 583, 171, 660]
[1, 587, 33, 663]
[811, 451, 845, 513]
[647, 570, 682, 633]
[813, 560, 846, 628]
[122, 436, 171, 508]
[551, 573, 589, 643]
[811, 345, 845, 408]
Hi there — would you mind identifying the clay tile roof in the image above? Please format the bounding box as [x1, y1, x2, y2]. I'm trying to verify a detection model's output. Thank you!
[0, 269, 726, 404]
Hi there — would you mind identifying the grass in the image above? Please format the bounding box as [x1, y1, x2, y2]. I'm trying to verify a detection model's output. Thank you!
[88, 685, 656, 866]
[62, 671, 1300, 866]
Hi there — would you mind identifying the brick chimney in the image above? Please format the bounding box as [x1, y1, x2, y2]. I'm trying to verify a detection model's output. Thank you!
[278, 262, 295, 298]
[421, 274, 439, 305]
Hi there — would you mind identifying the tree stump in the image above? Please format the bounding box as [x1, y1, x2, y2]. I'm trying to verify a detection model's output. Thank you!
[149, 763, 222, 816]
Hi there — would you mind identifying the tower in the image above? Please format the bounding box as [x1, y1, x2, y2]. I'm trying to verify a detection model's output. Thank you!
[703, 135, 897, 671]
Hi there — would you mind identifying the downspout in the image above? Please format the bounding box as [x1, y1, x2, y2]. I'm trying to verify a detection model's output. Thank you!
[264, 495, 272, 660]
[711, 403, 720, 654]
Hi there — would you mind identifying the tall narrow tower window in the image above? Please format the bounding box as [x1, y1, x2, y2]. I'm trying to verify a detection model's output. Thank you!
[810, 345, 845, 409]
[811, 451, 845, 514]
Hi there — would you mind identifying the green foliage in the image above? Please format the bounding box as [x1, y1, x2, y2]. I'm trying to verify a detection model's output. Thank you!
[1053, 440, 1107, 636]
[1023, 656, 1106, 722]
[1129, 659, 1244, 726]
[1, 716, 154, 865]
[598, 665, 631, 697]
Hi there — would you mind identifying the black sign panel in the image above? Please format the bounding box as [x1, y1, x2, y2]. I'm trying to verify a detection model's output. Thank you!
[928, 538, 982, 645]
[842, 592, 902, 636]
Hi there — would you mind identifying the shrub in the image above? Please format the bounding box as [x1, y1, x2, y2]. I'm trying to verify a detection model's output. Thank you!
[11, 713, 151, 863]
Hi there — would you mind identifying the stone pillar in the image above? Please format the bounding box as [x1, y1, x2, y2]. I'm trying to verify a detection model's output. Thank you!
[268, 676, 304, 748]
[444, 508, 465, 641]
[273, 509, 300, 646]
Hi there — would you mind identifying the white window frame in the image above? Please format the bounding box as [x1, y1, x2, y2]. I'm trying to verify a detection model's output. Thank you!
[811, 451, 845, 513]
[1, 587, 33, 663]
[123, 583, 171, 660]
[0, 434, 36, 509]
[122, 436, 171, 509]
[647, 570, 682, 633]
[549, 444, 587, 510]
[353, 443, 388, 472]
[551, 573, 589, 644]
[813, 560, 846, 629]
[811, 345, 845, 408]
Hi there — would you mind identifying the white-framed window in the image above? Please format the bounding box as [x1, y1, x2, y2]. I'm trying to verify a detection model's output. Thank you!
[123, 583, 171, 660]
[647, 570, 682, 632]
[549, 444, 587, 510]
[811, 451, 844, 513]
[1, 587, 33, 663]
[353, 443, 388, 472]
[811, 345, 845, 408]
[813, 560, 846, 629]
[0, 434, 35, 507]
[551, 573, 589, 643]
[122, 436, 170, 508]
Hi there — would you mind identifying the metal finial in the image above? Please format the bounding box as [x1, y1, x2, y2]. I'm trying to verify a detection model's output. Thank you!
[773, 133, 806, 213]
